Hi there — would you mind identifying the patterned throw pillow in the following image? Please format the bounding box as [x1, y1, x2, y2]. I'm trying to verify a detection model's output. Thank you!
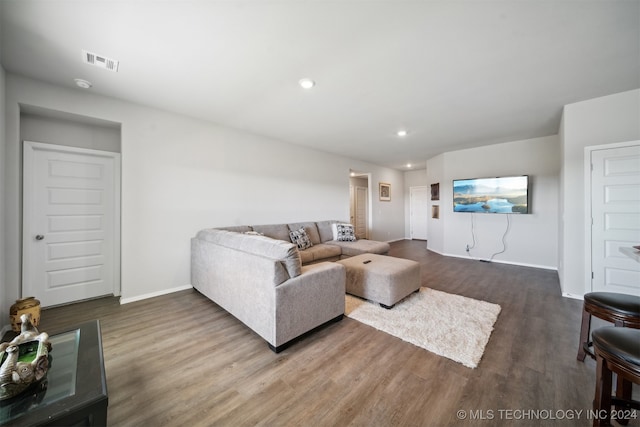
[335, 223, 356, 242]
[289, 227, 313, 250]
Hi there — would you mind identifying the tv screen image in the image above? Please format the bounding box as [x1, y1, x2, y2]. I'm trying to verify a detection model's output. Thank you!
[453, 176, 529, 214]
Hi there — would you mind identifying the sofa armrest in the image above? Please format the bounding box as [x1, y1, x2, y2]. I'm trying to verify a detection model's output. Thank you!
[274, 262, 346, 347]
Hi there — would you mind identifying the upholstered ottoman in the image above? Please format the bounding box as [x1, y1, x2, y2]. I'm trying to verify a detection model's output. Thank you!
[337, 254, 421, 308]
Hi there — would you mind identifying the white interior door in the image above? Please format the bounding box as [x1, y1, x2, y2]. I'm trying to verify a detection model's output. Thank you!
[410, 186, 428, 240]
[23, 141, 120, 307]
[355, 186, 368, 239]
[590, 143, 640, 296]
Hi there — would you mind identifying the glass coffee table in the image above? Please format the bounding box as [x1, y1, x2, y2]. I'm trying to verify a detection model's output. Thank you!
[0, 320, 108, 426]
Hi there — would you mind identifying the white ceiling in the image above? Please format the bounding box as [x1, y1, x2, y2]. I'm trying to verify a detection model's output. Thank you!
[1, 1, 638, 170]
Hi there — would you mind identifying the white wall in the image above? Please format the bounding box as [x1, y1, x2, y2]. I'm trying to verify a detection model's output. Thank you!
[20, 113, 121, 152]
[428, 136, 560, 269]
[426, 154, 445, 252]
[560, 89, 640, 297]
[0, 63, 7, 334]
[3, 74, 405, 308]
[403, 169, 427, 238]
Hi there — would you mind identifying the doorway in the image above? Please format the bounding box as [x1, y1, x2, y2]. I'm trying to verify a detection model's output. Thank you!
[350, 172, 369, 239]
[23, 141, 121, 307]
[587, 141, 640, 296]
[410, 186, 429, 240]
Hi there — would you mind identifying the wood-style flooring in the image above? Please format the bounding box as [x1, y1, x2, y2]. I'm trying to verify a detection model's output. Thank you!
[31, 240, 639, 426]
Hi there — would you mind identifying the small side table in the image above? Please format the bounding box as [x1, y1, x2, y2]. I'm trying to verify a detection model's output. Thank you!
[0, 320, 108, 426]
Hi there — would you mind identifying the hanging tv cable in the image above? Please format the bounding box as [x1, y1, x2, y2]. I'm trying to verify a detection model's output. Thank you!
[489, 214, 511, 262]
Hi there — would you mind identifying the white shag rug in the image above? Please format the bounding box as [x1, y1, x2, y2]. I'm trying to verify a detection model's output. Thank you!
[345, 287, 501, 368]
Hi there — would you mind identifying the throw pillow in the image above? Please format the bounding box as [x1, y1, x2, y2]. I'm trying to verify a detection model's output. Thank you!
[289, 227, 313, 250]
[335, 223, 356, 242]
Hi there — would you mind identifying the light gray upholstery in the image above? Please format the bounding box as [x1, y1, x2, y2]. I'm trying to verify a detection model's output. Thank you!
[215, 225, 253, 233]
[338, 254, 420, 307]
[328, 239, 390, 257]
[275, 263, 346, 345]
[301, 244, 342, 264]
[247, 220, 389, 264]
[191, 229, 346, 350]
[316, 220, 339, 243]
[191, 220, 391, 350]
[313, 220, 390, 258]
[252, 223, 291, 242]
[196, 228, 302, 278]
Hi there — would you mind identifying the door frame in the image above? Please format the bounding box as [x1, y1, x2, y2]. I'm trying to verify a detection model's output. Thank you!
[22, 141, 122, 301]
[349, 171, 373, 239]
[583, 140, 640, 295]
[354, 185, 369, 239]
[409, 185, 429, 240]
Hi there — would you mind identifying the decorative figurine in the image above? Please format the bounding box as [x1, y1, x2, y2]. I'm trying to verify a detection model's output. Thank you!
[0, 313, 51, 401]
[9, 297, 41, 333]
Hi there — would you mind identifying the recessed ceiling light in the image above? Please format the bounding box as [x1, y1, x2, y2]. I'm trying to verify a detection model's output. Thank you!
[397, 130, 408, 137]
[407, 163, 412, 168]
[74, 78, 92, 89]
[299, 78, 315, 89]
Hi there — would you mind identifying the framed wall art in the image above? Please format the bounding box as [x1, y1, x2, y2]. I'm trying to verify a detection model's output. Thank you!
[432, 205, 440, 219]
[379, 182, 391, 201]
[431, 183, 440, 201]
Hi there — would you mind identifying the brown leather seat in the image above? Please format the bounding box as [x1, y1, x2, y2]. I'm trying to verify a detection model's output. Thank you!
[577, 292, 640, 362]
[591, 327, 640, 426]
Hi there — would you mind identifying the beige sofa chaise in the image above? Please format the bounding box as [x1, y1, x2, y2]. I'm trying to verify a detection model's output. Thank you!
[190, 220, 390, 352]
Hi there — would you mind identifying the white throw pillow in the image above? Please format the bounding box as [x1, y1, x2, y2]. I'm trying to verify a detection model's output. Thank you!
[332, 223, 356, 242]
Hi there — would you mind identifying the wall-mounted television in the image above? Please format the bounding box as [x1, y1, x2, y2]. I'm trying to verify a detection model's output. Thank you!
[453, 175, 529, 214]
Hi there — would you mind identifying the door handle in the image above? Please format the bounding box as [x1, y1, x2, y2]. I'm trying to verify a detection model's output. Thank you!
[35, 235, 45, 241]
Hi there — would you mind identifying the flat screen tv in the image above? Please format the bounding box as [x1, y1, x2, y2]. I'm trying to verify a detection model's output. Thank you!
[453, 175, 529, 214]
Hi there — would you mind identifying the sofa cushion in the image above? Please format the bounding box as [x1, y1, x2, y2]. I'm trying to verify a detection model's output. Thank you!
[316, 220, 339, 243]
[333, 223, 356, 242]
[251, 224, 291, 242]
[288, 222, 321, 244]
[298, 248, 315, 264]
[303, 243, 342, 263]
[327, 239, 390, 257]
[196, 229, 302, 278]
[289, 227, 313, 250]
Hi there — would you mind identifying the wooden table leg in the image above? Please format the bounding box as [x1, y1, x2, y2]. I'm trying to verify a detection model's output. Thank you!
[578, 305, 591, 361]
[593, 353, 612, 427]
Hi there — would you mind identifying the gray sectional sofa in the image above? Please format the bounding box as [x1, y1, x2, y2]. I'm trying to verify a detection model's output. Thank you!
[190, 220, 390, 352]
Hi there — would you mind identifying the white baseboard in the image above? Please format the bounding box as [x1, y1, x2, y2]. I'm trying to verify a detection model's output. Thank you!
[562, 292, 584, 300]
[120, 284, 193, 305]
[426, 246, 576, 299]
[426, 247, 445, 256]
[386, 238, 406, 243]
[442, 252, 558, 271]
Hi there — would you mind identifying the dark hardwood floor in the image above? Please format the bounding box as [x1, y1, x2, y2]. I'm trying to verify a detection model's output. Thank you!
[30, 240, 639, 426]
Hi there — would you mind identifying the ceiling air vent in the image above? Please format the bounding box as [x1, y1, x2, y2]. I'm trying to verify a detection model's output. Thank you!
[82, 50, 119, 72]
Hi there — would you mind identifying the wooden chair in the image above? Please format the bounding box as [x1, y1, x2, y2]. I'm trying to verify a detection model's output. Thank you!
[592, 327, 640, 427]
[577, 292, 640, 362]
